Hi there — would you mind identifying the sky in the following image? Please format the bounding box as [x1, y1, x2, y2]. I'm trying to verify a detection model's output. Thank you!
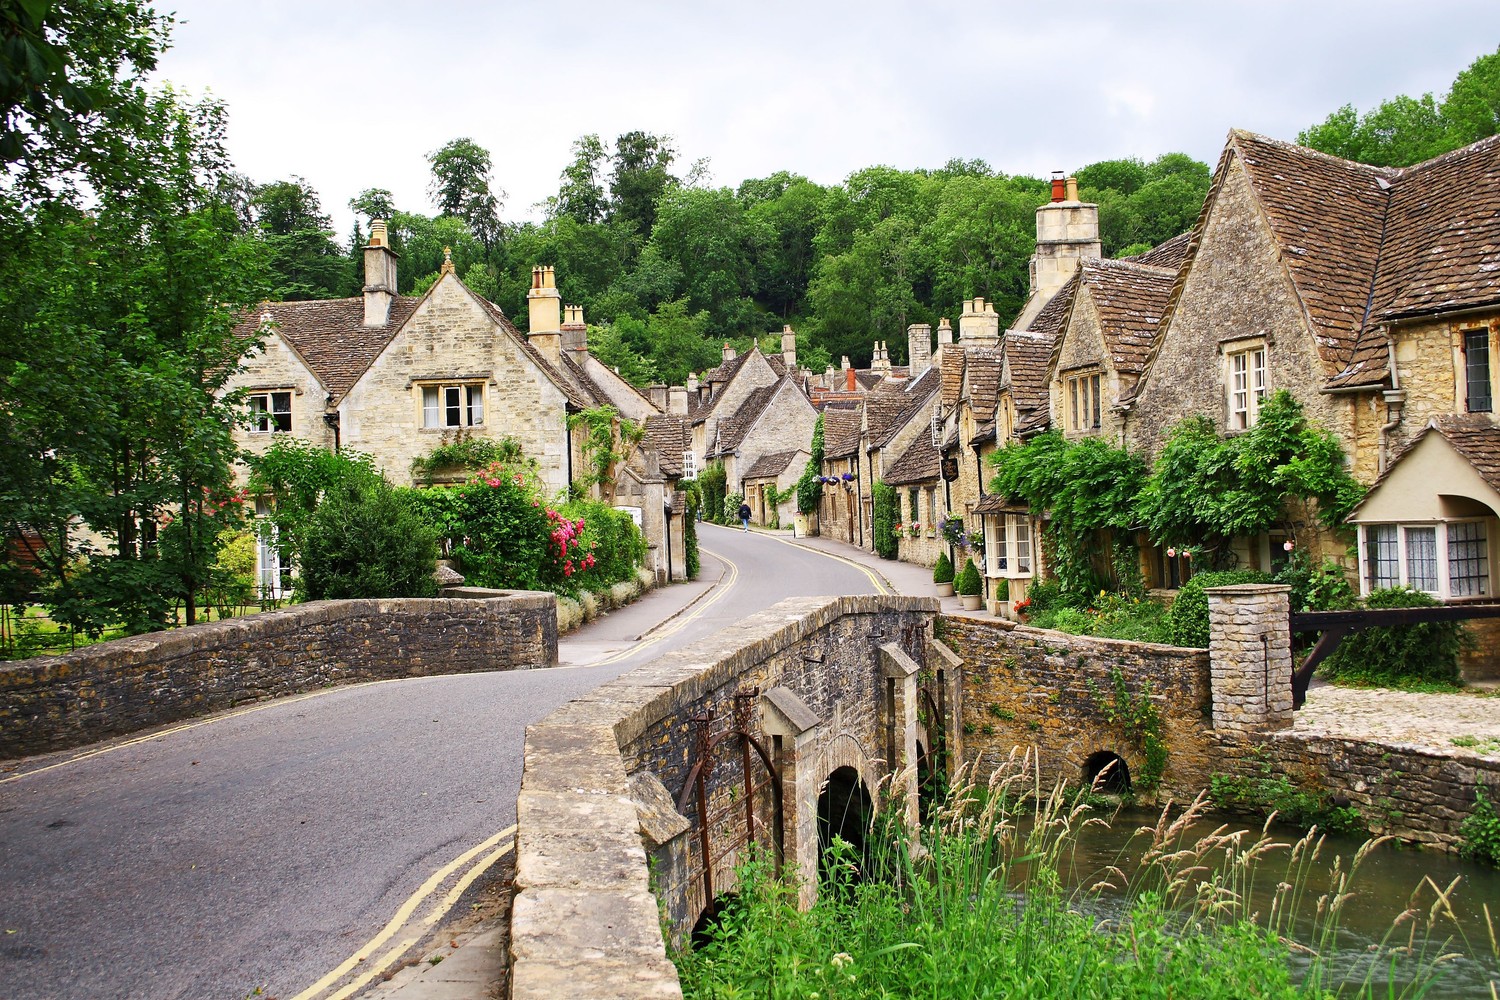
[151, 1, 1500, 236]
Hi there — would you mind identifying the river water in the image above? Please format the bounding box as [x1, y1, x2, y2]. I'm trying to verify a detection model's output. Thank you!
[1052, 808, 1500, 998]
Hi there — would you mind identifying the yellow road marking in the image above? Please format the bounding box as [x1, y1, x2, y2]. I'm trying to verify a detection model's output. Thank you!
[770, 534, 892, 595]
[290, 825, 517, 1000]
[0, 682, 397, 785]
[316, 838, 516, 1000]
[582, 545, 741, 667]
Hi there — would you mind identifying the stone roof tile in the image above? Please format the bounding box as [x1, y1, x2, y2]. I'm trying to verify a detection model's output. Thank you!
[743, 449, 803, 480]
[884, 430, 940, 485]
[822, 407, 864, 459]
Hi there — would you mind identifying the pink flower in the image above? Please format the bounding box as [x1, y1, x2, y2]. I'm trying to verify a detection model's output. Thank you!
[486, 477, 501, 488]
[1283, 539, 1295, 552]
[1166, 547, 1177, 558]
[563, 561, 574, 577]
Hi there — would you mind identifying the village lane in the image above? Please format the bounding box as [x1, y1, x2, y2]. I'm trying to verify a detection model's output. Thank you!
[0, 524, 888, 1000]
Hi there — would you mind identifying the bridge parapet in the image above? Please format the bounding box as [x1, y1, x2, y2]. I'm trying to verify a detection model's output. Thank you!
[1207, 583, 1293, 733]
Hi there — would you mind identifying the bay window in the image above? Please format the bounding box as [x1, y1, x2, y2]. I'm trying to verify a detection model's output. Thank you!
[1360, 520, 1490, 599]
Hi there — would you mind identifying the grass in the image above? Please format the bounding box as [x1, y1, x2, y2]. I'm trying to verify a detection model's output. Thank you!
[677, 753, 1497, 999]
[1451, 735, 1500, 756]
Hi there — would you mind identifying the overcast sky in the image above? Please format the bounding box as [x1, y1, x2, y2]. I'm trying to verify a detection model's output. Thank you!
[152, 1, 1500, 235]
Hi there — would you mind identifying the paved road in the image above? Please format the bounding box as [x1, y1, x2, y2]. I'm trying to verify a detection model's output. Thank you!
[0, 525, 885, 1000]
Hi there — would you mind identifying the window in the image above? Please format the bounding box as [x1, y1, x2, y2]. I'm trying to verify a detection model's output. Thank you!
[908, 488, 920, 530]
[253, 497, 291, 600]
[1464, 329, 1492, 413]
[984, 514, 1034, 577]
[1362, 520, 1491, 598]
[926, 488, 938, 533]
[1065, 372, 1102, 432]
[421, 384, 484, 428]
[681, 450, 698, 480]
[249, 391, 292, 433]
[1227, 346, 1267, 429]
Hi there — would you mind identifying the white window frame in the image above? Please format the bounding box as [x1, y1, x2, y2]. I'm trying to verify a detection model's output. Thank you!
[253, 497, 290, 600]
[983, 513, 1034, 578]
[248, 390, 292, 434]
[420, 382, 485, 429]
[681, 450, 698, 480]
[1357, 519, 1491, 600]
[1226, 345, 1267, 430]
[1064, 371, 1102, 433]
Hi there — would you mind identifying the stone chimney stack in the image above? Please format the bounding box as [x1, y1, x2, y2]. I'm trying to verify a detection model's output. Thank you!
[362, 220, 399, 327]
[937, 318, 954, 347]
[722, 342, 736, 363]
[667, 385, 688, 416]
[687, 372, 700, 395]
[526, 265, 562, 361]
[1014, 174, 1100, 331]
[781, 324, 797, 370]
[907, 322, 932, 376]
[872, 341, 891, 374]
[959, 298, 1001, 347]
[561, 304, 588, 355]
[648, 384, 668, 410]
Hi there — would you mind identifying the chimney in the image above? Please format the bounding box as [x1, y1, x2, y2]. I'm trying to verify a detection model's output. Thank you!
[648, 384, 668, 410]
[871, 341, 890, 374]
[960, 297, 1001, 347]
[907, 322, 932, 376]
[1050, 171, 1066, 202]
[1021, 175, 1101, 326]
[526, 265, 562, 361]
[722, 341, 736, 363]
[667, 385, 688, 416]
[823, 363, 836, 387]
[1065, 175, 1079, 202]
[561, 303, 588, 355]
[841, 355, 851, 370]
[937, 317, 954, 347]
[362, 219, 399, 327]
[687, 372, 700, 395]
[781, 324, 797, 370]
[846, 366, 857, 392]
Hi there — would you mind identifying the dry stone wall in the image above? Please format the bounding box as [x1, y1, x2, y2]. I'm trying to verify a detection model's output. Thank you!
[0, 590, 556, 760]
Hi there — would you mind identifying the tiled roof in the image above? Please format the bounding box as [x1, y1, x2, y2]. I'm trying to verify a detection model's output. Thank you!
[470, 294, 595, 409]
[1229, 130, 1394, 379]
[561, 353, 611, 408]
[1372, 133, 1500, 322]
[966, 348, 1004, 412]
[1024, 277, 1075, 341]
[1360, 414, 1500, 504]
[868, 367, 940, 449]
[822, 407, 863, 459]
[239, 296, 421, 402]
[969, 420, 996, 445]
[743, 449, 803, 480]
[884, 431, 939, 485]
[1004, 332, 1055, 418]
[1072, 258, 1176, 378]
[1124, 232, 1193, 270]
[939, 348, 967, 409]
[973, 492, 1027, 514]
[643, 415, 690, 478]
[714, 381, 781, 454]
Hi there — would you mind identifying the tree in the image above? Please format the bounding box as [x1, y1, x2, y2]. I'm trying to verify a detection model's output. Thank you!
[1443, 46, 1500, 146]
[609, 130, 677, 241]
[427, 137, 503, 250]
[349, 187, 398, 225]
[556, 133, 608, 224]
[252, 176, 351, 299]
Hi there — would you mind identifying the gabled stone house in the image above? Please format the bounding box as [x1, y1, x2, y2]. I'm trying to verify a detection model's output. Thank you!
[707, 374, 818, 501]
[742, 449, 809, 528]
[816, 406, 864, 545]
[227, 224, 688, 584]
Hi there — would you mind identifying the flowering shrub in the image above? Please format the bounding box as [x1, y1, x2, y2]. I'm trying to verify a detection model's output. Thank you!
[939, 516, 966, 548]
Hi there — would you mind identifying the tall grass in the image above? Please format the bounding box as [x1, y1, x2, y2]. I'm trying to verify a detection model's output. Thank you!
[676, 752, 1498, 999]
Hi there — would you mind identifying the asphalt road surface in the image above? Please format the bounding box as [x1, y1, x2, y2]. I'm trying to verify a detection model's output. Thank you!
[0, 525, 885, 1000]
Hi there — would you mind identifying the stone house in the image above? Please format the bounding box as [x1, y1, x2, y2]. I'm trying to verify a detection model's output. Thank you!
[741, 449, 809, 529]
[816, 406, 864, 545]
[707, 374, 819, 503]
[226, 224, 688, 586]
[686, 341, 790, 483]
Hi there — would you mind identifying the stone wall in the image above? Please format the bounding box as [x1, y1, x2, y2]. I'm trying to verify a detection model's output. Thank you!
[511, 595, 941, 1000]
[224, 329, 336, 461]
[0, 590, 556, 760]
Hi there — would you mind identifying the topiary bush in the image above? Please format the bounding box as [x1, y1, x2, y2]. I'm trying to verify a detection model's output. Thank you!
[682, 482, 701, 579]
[933, 551, 954, 585]
[1319, 586, 1466, 689]
[872, 481, 898, 559]
[299, 480, 439, 600]
[954, 557, 982, 597]
[1161, 569, 1272, 648]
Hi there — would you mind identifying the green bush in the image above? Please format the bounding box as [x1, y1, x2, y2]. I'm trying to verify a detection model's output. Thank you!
[954, 557, 982, 596]
[933, 551, 954, 585]
[1209, 764, 1366, 837]
[1161, 569, 1271, 648]
[723, 492, 744, 524]
[1461, 785, 1500, 866]
[299, 480, 439, 600]
[408, 471, 553, 591]
[1274, 549, 1355, 612]
[559, 499, 646, 591]
[698, 461, 727, 525]
[682, 482, 701, 579]
[872, 481, 898, 559]
[1319, 586, 1466, 689]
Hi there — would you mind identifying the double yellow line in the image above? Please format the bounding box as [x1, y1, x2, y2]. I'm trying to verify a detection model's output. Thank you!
[290, 826, 517, 1000]
[584, 545, 740, 667]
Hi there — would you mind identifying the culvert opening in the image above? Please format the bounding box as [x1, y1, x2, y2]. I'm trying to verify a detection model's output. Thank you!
[691, 892, 742, 948]
[817, 766, 873, 883]
[1083, 751, 1131, 795]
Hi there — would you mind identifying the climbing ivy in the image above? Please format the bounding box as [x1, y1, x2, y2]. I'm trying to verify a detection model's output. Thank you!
[567, 405, 645, 503]
[796, 413, 825, 515]
[410, 434, 529, 484]
[871, 481, 899, 559]
[1086, 666, 1166, 794]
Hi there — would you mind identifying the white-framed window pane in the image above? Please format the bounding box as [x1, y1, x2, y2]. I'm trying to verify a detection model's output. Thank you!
[466, 385, 484, 425]
[422, 386, 441, 428]
[1230, 353, 1249, 429]
[1405, 526, 1438, 593]
[444, 385, 462, 427]
[1251, 349, 1267, 410]
[1448, 521, 1489, 597]
[270, 391, 292, 432]
[1013, 516, 1032, 574]
[1089, 374, 1101, 428]
[249, 393, 270, 432]
[1367, 524, 1399, 589]
[993, 516, 1008, 572]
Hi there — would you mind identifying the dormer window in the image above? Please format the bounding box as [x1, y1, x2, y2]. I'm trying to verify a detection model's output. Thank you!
[249, 391, 292, 433]
[1227, 345, 1267, 429]
[1065, 371, 1101, 432]
[421, 383, 484, 429]
[1463, 329, 1491, 413]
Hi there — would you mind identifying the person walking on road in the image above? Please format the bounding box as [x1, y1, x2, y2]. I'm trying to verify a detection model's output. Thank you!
[738, 502, 752, 532]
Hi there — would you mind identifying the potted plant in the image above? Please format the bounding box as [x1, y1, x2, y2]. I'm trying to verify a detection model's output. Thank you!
[955, 557, 983, 611]
[987, 577, 1009, 617]
[933, 551, 955, 597]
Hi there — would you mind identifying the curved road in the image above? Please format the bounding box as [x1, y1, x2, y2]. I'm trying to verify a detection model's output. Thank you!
[0, 526, 886, 1000]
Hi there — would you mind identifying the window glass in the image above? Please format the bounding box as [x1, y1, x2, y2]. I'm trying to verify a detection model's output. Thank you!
[467, 384, 484, 425]
[422, 386, 441, 428]
[1013, 516, 1032, 574]
[1448, 520, 1489, 597]
[1405, 526, 1438, 593]
[1465, 330, 1492, 413]
[1367, 524, 1399, 590]
[993, 516, 1008, 572]
[249, 391, 293, 433]
[1089, 374, 1101, 429]
[1228, 347, 1267, 429]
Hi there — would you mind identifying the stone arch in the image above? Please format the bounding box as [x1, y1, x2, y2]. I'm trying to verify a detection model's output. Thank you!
[1083, 750, 1131, 794]
[817, 765, 874, 882]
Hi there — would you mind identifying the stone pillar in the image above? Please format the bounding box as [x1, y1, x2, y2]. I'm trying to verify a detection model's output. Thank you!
[760, 687, 822, 909]
[878, 642, 921, 833]
[1207, 584, 1293, 733]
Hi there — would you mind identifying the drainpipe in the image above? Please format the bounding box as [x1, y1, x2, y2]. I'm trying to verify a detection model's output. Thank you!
[975, 449, 986, 603]
[323, 412, 340, 453]
[855, 453, 864, 549]
[663, 498, 673, 583]
[1377, 336, 1405, 475]
[565, 410, 574, 495]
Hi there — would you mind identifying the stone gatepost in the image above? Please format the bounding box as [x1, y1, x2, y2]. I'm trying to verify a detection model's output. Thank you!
[878, 642, 921, 833]
[760, 686, 822, 909]
[1206, 583, 1293, 733]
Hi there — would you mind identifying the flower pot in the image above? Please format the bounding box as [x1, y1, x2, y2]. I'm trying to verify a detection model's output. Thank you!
[935, 582, 954, 598]
[960, 594, 982, 611]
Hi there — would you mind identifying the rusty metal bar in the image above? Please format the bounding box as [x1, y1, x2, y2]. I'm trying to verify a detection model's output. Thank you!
[692, 711, 714, 905]
[735, 691, 756, 847]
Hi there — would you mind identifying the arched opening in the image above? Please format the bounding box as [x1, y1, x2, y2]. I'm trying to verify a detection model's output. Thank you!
[817, 766, 873, 883]
[690, 892, 741, 948]
[1083, 751, 1131, 795]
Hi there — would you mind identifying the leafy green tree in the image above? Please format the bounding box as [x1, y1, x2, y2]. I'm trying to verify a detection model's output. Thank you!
[743, 176, 828, 320]
[1075, 158, 1148, 196]
[609, 130, 677, 241]
[427, 137, 503, 250]
[1444, 46, 1500, 146]
[646, 186, 753, 328]
[252, 176, 351, 299]
[349, 187, 397, 225]
[556, 133, 608, 224]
